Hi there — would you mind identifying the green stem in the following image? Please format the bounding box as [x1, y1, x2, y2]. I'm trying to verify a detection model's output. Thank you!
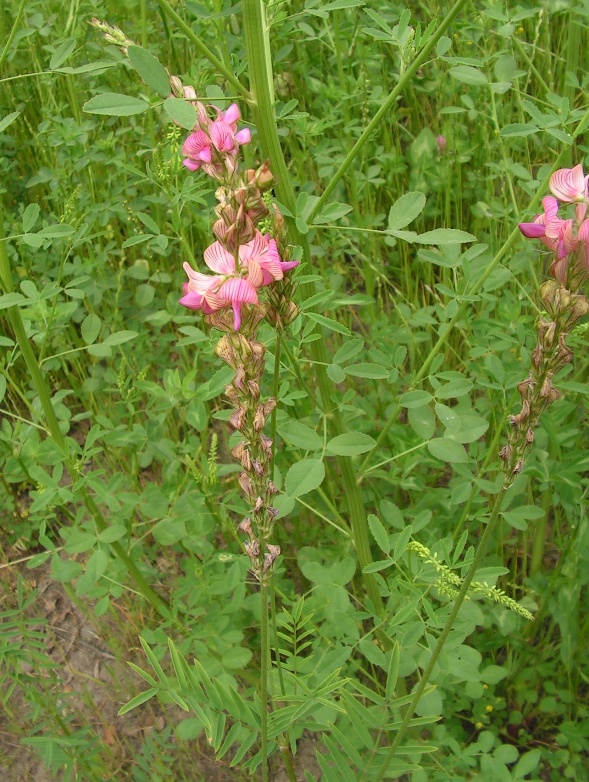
[372, 483, 510, 780]
[242, 0, 385, 616]
[308, 0, 469, 223]
[0, 0, 26, 70]
[0, 207, 173, 624]
[260, 581, 269, 782]
[529, 486, 551, 578]
[154, 0, 252, 103]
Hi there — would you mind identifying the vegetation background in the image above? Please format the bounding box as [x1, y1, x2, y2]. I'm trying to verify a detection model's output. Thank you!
[0, 0, 588, 780]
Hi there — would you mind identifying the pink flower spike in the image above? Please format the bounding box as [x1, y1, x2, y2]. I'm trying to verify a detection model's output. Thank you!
[549, 164, 588, 203]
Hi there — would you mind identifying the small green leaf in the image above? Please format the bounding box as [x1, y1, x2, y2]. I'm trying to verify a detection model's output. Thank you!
[102, 330, 139, 346]
[400, 390, 433, 408]
[285, 458, 325, 497]
[49, 38, 77, 70]
[22, 204, 40, 233]
[368, 514, 390, 554]
[81, 314, 101, 345]
[326, 433, 376, 456]
[0, 292, 25, 310]
[277, 420, 323, 450]
[500, 123, 538, 137]
[313, 202, 353, 224]
[387, 191, 426, 231]
[450, 65, 488, 85]
[37, 224, 75, 238]
[344, 363, 389, 379]
[163, 97, 197, 129]
[305, 312, 351, 336]
[414, 229, 477, 245]
[128, 45, 171, 97]
[83, 92, 150, 116]
[327, 363, 346, 383]
[0, 111, 20, 134]
[118, 688, 158, 716]
[428, 438, 468, 463]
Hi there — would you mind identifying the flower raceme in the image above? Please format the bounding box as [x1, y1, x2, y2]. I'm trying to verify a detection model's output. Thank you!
[182, 102, 251, 180]
[519, 165, 589, 287]
[179, 232, 299, 330]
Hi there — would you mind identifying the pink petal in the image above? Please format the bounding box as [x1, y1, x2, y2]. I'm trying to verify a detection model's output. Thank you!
[182, 158, 201, 171]
[235, 128, 251, 145]
[577, 218, 589, 241]
[203, 242, 235, 274]
[246, 259, 265, 288]
[222, 103, 241, 125]
[519, 221, 546, 238]
[183, 130, 211, 157]
[550, 165, 587, 202]
[210, 121, 235, 152]
[217, 277, 259, 305]
[231, 302, 242, 331]
[179, 289, 204, 309]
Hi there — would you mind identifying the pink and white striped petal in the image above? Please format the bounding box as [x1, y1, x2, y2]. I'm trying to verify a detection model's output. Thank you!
[550, 165, 588, 203]
[203, 242, 236, 275]
[217, 277, 259, 305]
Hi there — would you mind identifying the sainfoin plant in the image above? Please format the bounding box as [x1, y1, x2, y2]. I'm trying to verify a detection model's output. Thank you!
[1, 1, 588, 781]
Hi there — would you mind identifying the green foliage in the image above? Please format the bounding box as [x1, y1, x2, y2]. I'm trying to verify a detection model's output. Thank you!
[1, 0, 588, 779]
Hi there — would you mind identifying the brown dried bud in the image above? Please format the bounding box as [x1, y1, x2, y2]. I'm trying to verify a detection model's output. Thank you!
[252, 459, 264, 476]
[254, 496, 264, 513]
[509, 400, 530, 427]
[233, 366, 246, 392]
[531, 345, 543, 369]
[267, 506, 279, 518]
[239, 518, 253, 537]
[244, 539, 260, 559]
[513, 459, 524, 475]
[260, 435, 273, 454]
[567, 294, 589, 326]
[215, 336, 238, 367]
[517, 378, 533, 400]
[537, 318, 556, 347]
[499, 445, 512, 462]
[262, 398, 277, 417]
[267, 480, 278, 495]
[525, 428, 535, 445]
[225, 385, 240, 405]
[556, 335, 573, 365]
[541, 280, 569, 315]
[253, 408, 266, 431]
[239, 472, 254, 497]
[230, 407, 247, 431]
[247, 380, 260, 399]
[539, 377, 560, 403]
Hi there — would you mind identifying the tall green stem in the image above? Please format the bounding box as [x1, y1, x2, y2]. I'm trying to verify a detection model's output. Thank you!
[259, 581, 269, 782]
[242, 0, 385, 614]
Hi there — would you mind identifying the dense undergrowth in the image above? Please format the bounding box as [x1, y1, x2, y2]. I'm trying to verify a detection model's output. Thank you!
[1, 0, 588, 780]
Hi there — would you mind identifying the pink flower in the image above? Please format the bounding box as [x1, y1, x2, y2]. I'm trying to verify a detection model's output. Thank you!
[519, 195, 589, 284]
[549, 164, 589, 203]
[181, 103, 250, 179]
[179, 232, 298, 330]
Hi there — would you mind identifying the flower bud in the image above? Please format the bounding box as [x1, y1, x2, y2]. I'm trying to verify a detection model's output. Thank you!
[239, 472, 254, 497]
[239, 517, 253, 537]
[230, 407, 247, 431]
